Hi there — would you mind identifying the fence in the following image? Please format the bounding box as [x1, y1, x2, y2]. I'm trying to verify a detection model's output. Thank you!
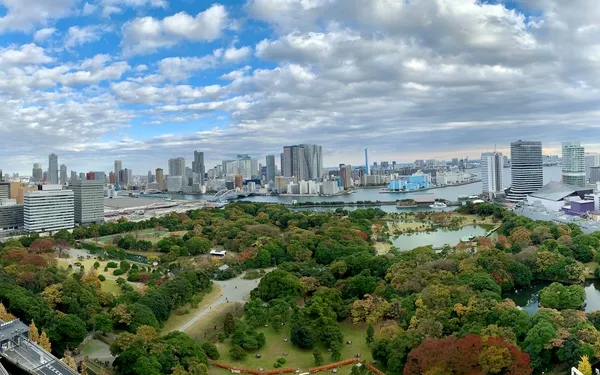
[209, 358, 386, 375]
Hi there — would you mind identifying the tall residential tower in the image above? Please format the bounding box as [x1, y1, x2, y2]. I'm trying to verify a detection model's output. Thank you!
[48, 154, 59, 184]
[481, 151, 504, 199]
[562, 142, 586, 187]
[506, 140, 543, 201]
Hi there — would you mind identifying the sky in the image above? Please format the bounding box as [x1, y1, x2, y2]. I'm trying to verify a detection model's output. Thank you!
[1, 0, 600, 175]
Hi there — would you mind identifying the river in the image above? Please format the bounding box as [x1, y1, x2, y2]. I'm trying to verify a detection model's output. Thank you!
[505, 280, 600, 315]
[165, 166, 562, 204]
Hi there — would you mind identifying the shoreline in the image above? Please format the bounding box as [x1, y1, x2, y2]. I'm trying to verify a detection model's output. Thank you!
[378, 179, 481, 194]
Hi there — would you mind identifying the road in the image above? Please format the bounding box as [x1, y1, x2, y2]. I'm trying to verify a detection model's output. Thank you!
[177, 270, 272, 332]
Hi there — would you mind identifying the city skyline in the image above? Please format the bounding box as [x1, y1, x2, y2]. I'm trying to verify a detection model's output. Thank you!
[0, 2, 600, 175]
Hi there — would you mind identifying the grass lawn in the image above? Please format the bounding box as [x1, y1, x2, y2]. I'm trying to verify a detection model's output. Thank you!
[100, 279, 123, 296]
[89, 228, 176, 245]
[161, 284, 224, 333]
[213, 321, 372, 372]
[186, 303, 243, 342]
[374, 242, 392, 255]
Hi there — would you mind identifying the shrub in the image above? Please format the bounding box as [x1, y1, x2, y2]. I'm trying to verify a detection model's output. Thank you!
[93, 261, 100, 269]
[107, 262, 118, 268]
[217, 333, 227, 342]
[229, 345, 247, 361]
[113, 269, 125, 276]
[131, 264, 139, 270]
[120, 261, 131, 271]
[202, 342, 220, 360]
[98, 275, 106, 282]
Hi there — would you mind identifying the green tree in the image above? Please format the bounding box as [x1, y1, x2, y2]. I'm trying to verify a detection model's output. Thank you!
[313, 348, 323, 366]
[291, 324, 315, 349]
[202, 341, 220, 360]
[229, 345, 247, 360]
[366, 324, 374, 346]
[224, 312, 235, 336]
[93, 313, 114, 334]
[186, 237, 212, 255]
[539, 282, 585, 310]
[46, 314, 88, 353]
[252, 270, 301, 301]
[330, 342, 341, 361]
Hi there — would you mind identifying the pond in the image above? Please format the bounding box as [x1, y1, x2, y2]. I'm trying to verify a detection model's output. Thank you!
[391, 225, 493, 251]
[505, 280, 600, 315]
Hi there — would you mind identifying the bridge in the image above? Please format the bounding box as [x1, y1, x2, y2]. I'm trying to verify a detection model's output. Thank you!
[0, 319, 77, 375]
[213, 189, 242, 202]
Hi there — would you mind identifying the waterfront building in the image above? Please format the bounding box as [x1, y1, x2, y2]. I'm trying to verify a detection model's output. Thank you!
[24, 185, 74, 233]
[169, 157, 185, 177]
[340, 164, 352, 189]
[0, 199, 24, 231]
[365, 175, 383, 185]
[114, 160, 122, 184]
[562, 142, 586, 188]
[506, 140, 543, 201]
[48, 153, 59, 184]
[234, 174, 243, 189]
[322, 180, 340, 196]
[274, 176, 294, 193]
[527, 181, 593, 215]
[192, 151, 205, 185]
[386, 172, 431, 191]
[156, 168, 165, 191]
[167, 176, 184, 192]
[68, 180, 104, 225]
[266, 155, 276, 183]
[282, 144, 323, 180]
[60, 164, 67, 185]
[481, 151, 504, 199]
[365, 149, 369, 175]
[585, 153, 600, 182]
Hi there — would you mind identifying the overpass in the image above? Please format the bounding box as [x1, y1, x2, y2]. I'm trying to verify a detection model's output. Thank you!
[0, 319, 77, 375]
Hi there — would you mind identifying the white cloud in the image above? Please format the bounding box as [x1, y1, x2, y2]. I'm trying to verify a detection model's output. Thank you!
[121, 4, 229, 55]
[220, 66, 251, 80]
[65, 25, 105, 49]
[0, 44, 52, 66]
[223, 45, 252, 63]
[0, 0, 77, 33]
[33, 28, 57, 42]
[158, 50, 222, 81]
[81, 2, 97, 16]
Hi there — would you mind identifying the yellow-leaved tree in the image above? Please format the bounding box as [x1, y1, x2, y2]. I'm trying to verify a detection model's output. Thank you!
[578, 355, 592, 375]
[29, 321, 40, 343]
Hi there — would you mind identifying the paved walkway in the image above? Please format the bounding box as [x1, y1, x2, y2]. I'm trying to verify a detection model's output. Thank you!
[177, 270, 272, 332]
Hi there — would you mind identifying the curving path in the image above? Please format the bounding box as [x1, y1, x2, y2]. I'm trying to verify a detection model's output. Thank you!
[177, 269, 274, 332]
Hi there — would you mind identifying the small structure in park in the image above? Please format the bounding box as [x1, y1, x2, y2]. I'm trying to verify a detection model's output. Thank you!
[210, 250, 227, 257]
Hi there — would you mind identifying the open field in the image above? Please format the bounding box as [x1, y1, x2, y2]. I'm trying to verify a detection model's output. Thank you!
[90, 228, 173, 245]
[374, 242, 392, 255]
[213, 322, 372, 373]
[185, 303, 242, 342]
[161, 285, 224, 333]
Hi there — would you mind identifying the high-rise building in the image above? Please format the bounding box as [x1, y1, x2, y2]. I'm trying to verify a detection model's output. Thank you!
[0, 200, 23, 231]
[43, 171, 49, 181]
[24, 185, 74, 233]
[365, 149, 369, 175]
[506, 141, 543, 201]
[282, 144, 323, 180]
[114, 160, 122, 184]
[266, 155, 276, 183]
[0, 182, 10, 199]
[32, 163, 43, 182]
[147, 171, 153, 183]
[169, 157, 185, 177]
[156, 168, 165, 191]
[60, 164, 67, 185]
[0, 169, 3, 181]
[562, 142, 586, 187]
[79, 172, 85, 180]
[48, 153, 59, 184]
[234, 174, 243, 189]
[481, 151, 504, 199]
[68, 180, 104, 225]
[118, 169, 130, 186]
[109, 172, 116, 184]
[71, 171, 78, 182]
[585, 153, 600, 183]
[340, 164, 353, 189]
[193, 151, 205, 185]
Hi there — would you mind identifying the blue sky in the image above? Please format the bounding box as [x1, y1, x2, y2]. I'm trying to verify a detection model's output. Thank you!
[1, 0, 600, 175]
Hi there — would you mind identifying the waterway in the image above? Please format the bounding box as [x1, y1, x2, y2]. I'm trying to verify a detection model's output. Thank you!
[165, 166, 562, 205]
[390, 225, 492, 251]
[505, 280, 600, 315]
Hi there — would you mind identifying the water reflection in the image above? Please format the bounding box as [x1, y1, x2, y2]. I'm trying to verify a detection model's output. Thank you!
[391, 225, 491, 251]
[506, 280, 600, 315]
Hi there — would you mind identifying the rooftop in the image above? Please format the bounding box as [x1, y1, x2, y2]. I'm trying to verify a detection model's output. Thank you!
[529, 181, 593, 202]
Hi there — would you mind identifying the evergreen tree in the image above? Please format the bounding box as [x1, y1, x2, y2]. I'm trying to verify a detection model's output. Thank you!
[366, 324, 374, 346]
[313, 348, 324, 366]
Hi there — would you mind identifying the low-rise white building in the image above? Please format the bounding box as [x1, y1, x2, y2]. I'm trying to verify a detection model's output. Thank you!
[167, 176, 184, 192]
[24, 185, 74, 233]
[321, 181, 339, 196]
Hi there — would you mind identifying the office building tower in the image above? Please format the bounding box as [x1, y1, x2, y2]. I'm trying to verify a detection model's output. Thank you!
[585, 153, 600, 183]
[32, 163, 43, 182]
[590, 167, 600, 184]
[24, 185, 74, 233]
[68, 180, 104, 225]
[562, 142, 586, 187]
[156, 168, 165, 191]
[60, 164, 67, 185]
[282, 144, 323, 180]
[0, 169, 2, 181]
[234, 174, 243, 189]
[0, 182, 9, 199]
[481, 151, 504, 199]
[193, 151, 205, 185]
[114, 160, 122, 184]
[506, 140, 543, 201]
[340, 164, 353, 189]
[71, 171, 78, 182]
[168, 157, 185, 177]
[79, 172, 85, 180]
[302, 144, 323, 180]
[266, 155, 276, 183]
[147, 171, 153, 183]
[91, 171, 105, 182]
[415, 160, 425, 168]
[365, 149, 369, 175]
[43, 171, 48, 181]
[0, 199, 24, 231]
[237, 154, 251, 160]
[118, 169, 130, 186]
[109, 172, 116, 185]
[48, 153, 59, 184]
[282, 146, 293, 177]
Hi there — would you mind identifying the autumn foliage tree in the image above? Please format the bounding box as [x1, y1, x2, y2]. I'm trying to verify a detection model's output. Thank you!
[403, 334, 532, 375]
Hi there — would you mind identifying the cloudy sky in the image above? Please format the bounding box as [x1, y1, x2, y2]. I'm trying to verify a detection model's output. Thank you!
[1, 0, 600, 175]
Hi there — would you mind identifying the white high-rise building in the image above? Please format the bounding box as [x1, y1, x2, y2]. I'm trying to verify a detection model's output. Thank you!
[193, 151, 205, 185]
[562, 142, 586, 187]
[60, 164, 67, 185]
[585, 153, 600, 183]
[48, 154, 59, 184]
[68, 180, 104, 225]
[169, 157, 185, 177]
[282, 144, 323, 180]
[24, 185, 74, 233]
[114, 160, 122, 184]
[506, 141, 543, 201]
[481, 151, 504, 199]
